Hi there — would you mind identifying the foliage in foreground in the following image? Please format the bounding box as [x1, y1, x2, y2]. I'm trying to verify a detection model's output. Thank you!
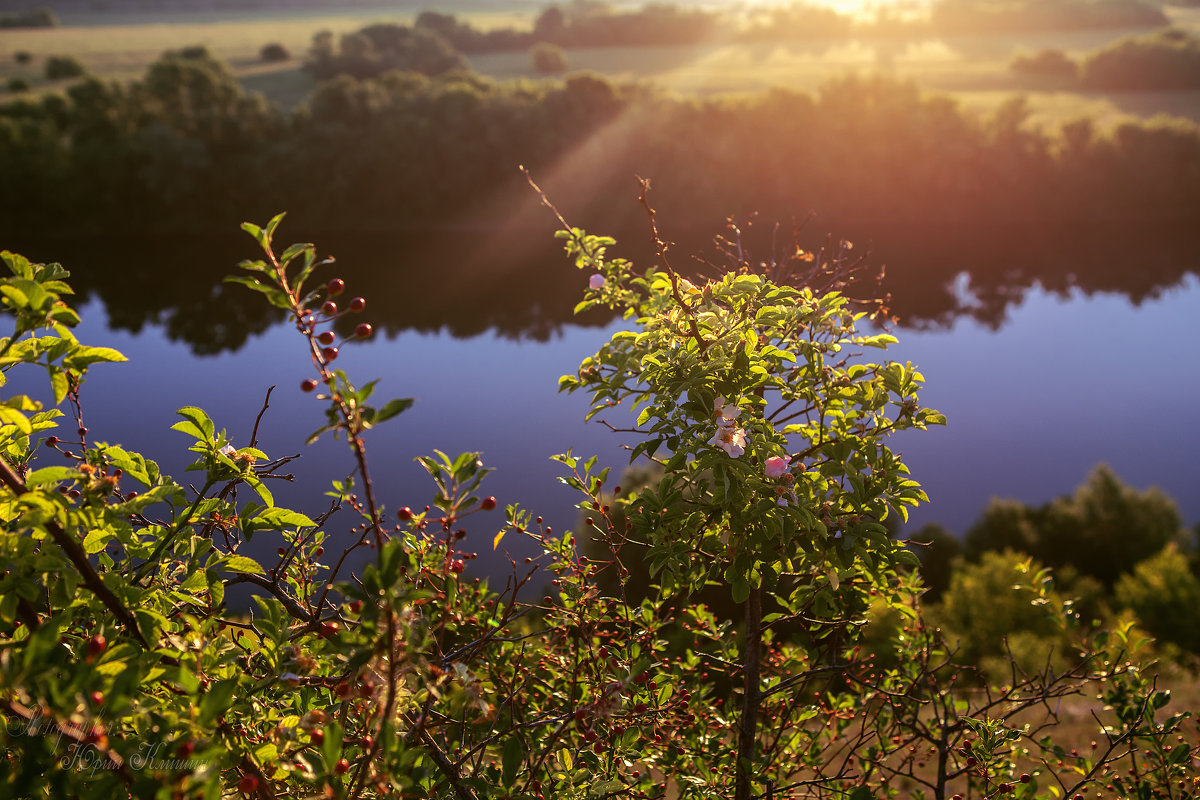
[0, 192, 1197, 799]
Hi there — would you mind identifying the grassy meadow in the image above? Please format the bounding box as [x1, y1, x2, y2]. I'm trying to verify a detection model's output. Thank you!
[3, 4, 1200, 128]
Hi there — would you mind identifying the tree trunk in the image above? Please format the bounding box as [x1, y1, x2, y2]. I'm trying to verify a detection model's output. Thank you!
[735, 586, 762, 800]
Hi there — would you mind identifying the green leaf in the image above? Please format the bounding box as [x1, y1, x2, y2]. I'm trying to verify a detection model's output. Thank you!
[253, 742, 279, 765]
[49, 369, 69, 404]
[24, 466, 77, 487]
[253, 508, 315, 530]
[225, 275, 291, 310]
[243, 473, 274, 507]
[0, 406, 31, 435]
[370, 397, 414, 426]
[64, 345, 127, 370]
[731, 575, 750, 604]
[176, 667, 200, 694]
[223, 555, 265, 575]
[322, 722, 344, 773]
[82, 529, 109, 555]
[0, 284, 29, 308]
[501, 736, 523, 787]
[199, 678, 237, 727]
[173, 407, 215, 443]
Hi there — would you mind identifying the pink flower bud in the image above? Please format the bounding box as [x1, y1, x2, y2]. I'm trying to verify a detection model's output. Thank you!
[764, 456, 791, 479]
[589, 274, 606, 290]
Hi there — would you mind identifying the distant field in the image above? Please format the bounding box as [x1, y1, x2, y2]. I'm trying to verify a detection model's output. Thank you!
[3, 6, 1200, 130]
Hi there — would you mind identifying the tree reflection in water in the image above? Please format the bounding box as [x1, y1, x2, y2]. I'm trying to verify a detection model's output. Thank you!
[11, 214, 1198, 354]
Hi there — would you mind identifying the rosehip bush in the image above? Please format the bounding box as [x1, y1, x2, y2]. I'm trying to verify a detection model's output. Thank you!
[0, 197, 1194, 800]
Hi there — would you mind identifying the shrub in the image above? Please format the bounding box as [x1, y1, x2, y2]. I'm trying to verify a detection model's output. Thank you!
[931, 0, 1167, 34]
[14, 50, 33, 65]
[0, 204, 1193, 799]
[1081, 27, 1200, 90]
[6, 77, 30, 93]
[0, 8, 58, 29]
[933, 550, 1071, 672]
[260, 42, 290, 62]
[1115, 544, 1200, 653]
[305, 23, 469, 81]
[1010, 48, 1080, 81]
[963, 464, 1183, 586]
[44, 55, 85, 80]
[175, 45, 212, 61]
[530, 41, 567, 75]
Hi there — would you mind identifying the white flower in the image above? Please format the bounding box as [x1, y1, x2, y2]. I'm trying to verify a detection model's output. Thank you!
[218, 443, 237, 458]
[589, 274, 605, 290]
[764, 456, 791, 479]
[711, 421, 746, 458]
[713, 396, 740, 423]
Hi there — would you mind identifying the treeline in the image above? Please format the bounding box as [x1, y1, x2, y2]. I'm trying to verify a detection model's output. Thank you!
[911, 465, 1200, 673]
[396, 0, 1167, 55]
[0, 7, 58, 28]
[1013, 27, 1200, 90]
[368, 0, 1171, 57]
[3, 46, 1198, 237]
[927, 0, 1165, 35]
[3, 47, 1199, 346]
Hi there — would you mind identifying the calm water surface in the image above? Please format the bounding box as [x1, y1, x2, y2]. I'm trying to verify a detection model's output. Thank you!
[8, 227, 1200, 582]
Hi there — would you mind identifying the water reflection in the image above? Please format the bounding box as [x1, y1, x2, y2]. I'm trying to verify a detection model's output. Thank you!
[10, 214, 1198, 354]
[5, 215, 1198, 590]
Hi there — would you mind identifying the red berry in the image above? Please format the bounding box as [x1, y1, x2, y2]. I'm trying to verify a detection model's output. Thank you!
[349, 297, 365, 312]
[45, 436, 58, 447]
[310, 729, 324, 744]
[177, 740, 194, 757]
[593, 741, 604, 755]
[359, 735, 374, 750]
[320, 622, 339, 638]
[398, 507, 413, 520]
[349, 600, 363, 614]
[355, 322, 373, 339]
[335, 758, 350, 775]
[1021, 774, 1031, 784]
[321, 346, 338, 362]
[238, 774, 258, 793]
[300, 379, 318, 392]
[314, 546, 324, 557]
[317, 330, 335, 345]
[321, 301, 338, 316]
[89, 691, 103, 705]
[450, 560, 465, 574]
[277, 547, 287, 556]
[327, 278, 345, 296]
[481, 496, 496, 511]
[87, 635, 106, 657]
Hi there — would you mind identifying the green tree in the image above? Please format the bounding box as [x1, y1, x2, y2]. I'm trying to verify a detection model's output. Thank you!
[1115, 544, 1200, 653]
[531, 42, 568, 75]
[964, 464, 1183, 586]
[44, 55, 85, 80]
[933, 550, 1073, 676]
